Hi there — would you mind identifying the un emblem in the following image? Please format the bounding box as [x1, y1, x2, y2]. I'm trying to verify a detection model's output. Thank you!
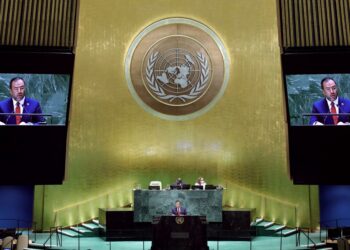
[125, 18, 229, 120]
[175, 216, 185, 224]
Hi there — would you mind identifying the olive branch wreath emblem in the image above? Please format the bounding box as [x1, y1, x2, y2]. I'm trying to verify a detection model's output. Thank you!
[145, 51, 210, 103]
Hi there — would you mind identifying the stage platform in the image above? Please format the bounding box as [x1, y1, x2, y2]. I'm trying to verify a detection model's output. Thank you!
[21, 229, 328, 250]
[98, 207, 256, 241]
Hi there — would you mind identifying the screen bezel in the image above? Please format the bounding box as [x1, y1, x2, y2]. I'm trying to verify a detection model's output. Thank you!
[0, 50, 74, 184]
[282, 49, 350, 184]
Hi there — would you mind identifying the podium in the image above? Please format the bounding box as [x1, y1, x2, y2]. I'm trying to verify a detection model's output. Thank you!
[133, 189, 223, 222]
[151, 216, 209, 250]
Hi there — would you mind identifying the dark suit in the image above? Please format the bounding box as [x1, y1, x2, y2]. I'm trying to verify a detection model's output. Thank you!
[0, 97, 45, 124]
[171, 207, 187, 216]
[309, 97, 350, 125]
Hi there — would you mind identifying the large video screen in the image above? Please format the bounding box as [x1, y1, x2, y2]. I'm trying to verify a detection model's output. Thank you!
[0, 51, 74, 184]
[0, 73, 70, 125]
[282, 51, 350, 184]
[286, 74, 350, 126]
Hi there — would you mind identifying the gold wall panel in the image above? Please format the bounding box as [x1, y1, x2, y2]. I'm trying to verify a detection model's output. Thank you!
[33, 0, 319, 230]
[279, 0, 350, 48]
[0, 0, 77, 47]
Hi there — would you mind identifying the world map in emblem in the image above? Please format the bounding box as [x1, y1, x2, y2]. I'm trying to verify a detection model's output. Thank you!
[125, 18, 230, 120]
[143, 37, 212, 106]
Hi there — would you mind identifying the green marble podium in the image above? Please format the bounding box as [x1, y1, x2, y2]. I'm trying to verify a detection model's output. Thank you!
[133, 189, 223, 222]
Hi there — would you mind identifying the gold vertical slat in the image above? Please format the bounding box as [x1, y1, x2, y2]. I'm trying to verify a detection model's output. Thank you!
[1, 0, 10, 44]
[2, 0, 9, 44]
[56, 0, 63, 46]
[5, 0, 14, 45]
[3, 0, 11, 45]
[348, 0, 350, 45]
[56, 0, 62, 46]
[279, 0, 284, 46]
[333, 0, 338, 45]
[12, 0, 22, 46]
[59, 0, 65, 46]
[43, 0, 51, 46]
[64, 0, 71, 47]
[49, 0, 56, 46]
[329, 0, 337, 46]
[69, 0, 77, 48]
[288, 0, 295, 47]
[339, 0, 347, 45]
[278, 0, 350, 48]
[54, 0, 59, 46]
[24, 0, 32, 46]
[312, 0, 319, 46]
[294, 0, 300, 46]
[42, 0, 48, 46]
[51, 0, 57, 46]
[47, 0, 54, 46]
[39, 0, 47, 46]
[34, 0, 42, 46]
[7, 0, 15, 45]
[0, 0, 5, 39]
[29, 0, 37, 46]
[52, 0, 59, 46]
[19, 0, 28, 45]
[325, 0, 332, 45]
[302, 0, 309, 46]
[61, 0, 68, 47]
[343, 0, 350, 45]
[298, 0, 305, 46]
[24, 0, 31, 45]
[317, 0, 325, 46]
[322, 0, 329, 45]
[283, 0, 289, 46]
[68, 0, 75, 45]
[0, 0, 77, 48]
[335, 0, 343, 45]
[301, 0, 307, 46]
[307, 0, 313, 46]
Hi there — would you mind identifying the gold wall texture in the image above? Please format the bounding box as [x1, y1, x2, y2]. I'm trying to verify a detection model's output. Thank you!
[34, 0, 319, 230]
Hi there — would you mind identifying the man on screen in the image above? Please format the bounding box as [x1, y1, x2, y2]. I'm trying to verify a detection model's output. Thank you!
[0, 77, 45, 125]
[171, 200, 187, 216]
[309, 77, 350, 125]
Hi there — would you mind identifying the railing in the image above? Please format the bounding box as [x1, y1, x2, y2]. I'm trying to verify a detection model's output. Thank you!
[0, 218, 37, 247]
[42, 226, 62, 249]
[296, 227, 317, 249]
[53, 185, 133, 228]
[319, 218, 350, 242]
[223, 182, 299, 228]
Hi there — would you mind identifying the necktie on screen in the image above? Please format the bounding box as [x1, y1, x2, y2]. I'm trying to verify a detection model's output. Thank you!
[15, 102, 21, 124]
[331, 102, 338, 125]
[177, 208, 180, 215]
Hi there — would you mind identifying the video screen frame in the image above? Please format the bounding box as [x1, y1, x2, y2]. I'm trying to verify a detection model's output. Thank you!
[282, 50, 350, 184]
[0, 49, 74, 184]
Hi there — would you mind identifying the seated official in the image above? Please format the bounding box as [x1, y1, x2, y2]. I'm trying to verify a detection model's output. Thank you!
[174, 178, 184, 186]
[171, 200, 187, 216]
[0, 77, 45, 125]
[194, 177, 207, 187]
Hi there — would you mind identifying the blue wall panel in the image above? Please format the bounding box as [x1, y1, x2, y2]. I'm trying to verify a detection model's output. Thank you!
[0, 186, 34, 228]
[320, 185, 350, 228]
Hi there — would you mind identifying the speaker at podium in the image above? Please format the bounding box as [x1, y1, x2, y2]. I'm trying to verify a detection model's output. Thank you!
[151, 215, 209, 250]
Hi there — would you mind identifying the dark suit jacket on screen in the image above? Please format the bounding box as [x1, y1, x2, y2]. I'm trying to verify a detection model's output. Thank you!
[309, 97, 350, 125]
[0, 97, 45, 124]
[171, 207, 187, 216]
